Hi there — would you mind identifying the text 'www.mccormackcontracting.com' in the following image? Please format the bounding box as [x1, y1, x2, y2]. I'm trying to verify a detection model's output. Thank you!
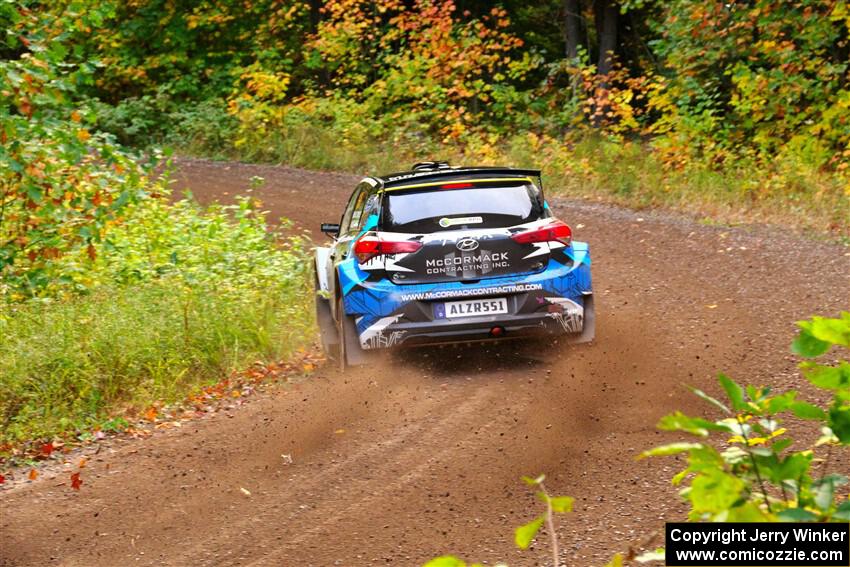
[666, 523, 849, 566]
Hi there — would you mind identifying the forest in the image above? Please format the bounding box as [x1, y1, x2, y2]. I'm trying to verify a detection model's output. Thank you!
[4, 1, 850, 238]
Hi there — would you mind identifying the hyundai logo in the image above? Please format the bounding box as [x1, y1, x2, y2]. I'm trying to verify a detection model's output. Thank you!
[456, 238, 479, 251]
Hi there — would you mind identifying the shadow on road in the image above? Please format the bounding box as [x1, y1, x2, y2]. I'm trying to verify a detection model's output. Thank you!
[387, 338, 583, 378]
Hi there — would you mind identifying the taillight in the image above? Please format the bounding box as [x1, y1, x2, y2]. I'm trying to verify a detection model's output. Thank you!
[353, 235, 422, 264]
[511, 220, 572, 246]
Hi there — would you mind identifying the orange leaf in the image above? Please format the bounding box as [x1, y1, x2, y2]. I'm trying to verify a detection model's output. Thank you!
[70, 472, 82, 490]
[19, 98, 32, 117]
[143, 407, 158, 422]
[28, 469, 38, 480]
[78, 458, 87, 468]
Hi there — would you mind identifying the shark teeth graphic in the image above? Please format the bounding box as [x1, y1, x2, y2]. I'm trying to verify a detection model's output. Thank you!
[522, 242, 550, 259]
[360, 315, 407, 348]
[544, 297, 585, 333]
[383, 254, 415, 272]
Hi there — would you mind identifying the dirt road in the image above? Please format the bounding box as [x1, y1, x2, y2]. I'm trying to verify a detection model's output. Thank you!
[2, 158, 847, 566]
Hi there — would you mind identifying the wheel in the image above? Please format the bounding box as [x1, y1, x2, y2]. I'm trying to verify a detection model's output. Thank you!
[336, 296, 371, 370]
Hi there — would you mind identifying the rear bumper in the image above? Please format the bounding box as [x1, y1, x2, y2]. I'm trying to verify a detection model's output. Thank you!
[355, 289, 593, 350]
[384, 309, 583, 348]
[341, 243, 593, 350]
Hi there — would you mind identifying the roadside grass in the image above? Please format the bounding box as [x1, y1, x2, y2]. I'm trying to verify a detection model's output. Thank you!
[0, 194, 315, 448]
[504, 136, 850, 236]
[0, 280, 313, 443]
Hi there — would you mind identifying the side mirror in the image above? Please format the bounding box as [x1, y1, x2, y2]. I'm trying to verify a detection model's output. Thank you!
[321, 223, 340, 237]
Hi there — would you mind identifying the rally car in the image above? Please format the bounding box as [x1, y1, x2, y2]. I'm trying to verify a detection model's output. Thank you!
[314, 161, 594, 368]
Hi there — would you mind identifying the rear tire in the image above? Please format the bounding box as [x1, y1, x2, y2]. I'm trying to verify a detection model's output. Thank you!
[337, 296, 372, 370]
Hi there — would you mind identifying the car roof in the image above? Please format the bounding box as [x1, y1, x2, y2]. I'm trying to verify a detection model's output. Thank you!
[368, 163, 543, 192]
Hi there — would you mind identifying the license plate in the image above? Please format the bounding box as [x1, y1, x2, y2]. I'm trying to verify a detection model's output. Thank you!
[434, 298, 509, 319]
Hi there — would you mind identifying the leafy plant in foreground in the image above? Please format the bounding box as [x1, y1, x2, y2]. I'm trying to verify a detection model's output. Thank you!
[513, 475, 574, 565]
[424, 474, 573, 567]
[641, 312, 850, 522]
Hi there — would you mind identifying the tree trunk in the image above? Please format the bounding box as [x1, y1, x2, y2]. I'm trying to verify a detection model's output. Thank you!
[595, 0, 618, 76]
[564, 0, 581, 59]
[308, 0, 321, 34]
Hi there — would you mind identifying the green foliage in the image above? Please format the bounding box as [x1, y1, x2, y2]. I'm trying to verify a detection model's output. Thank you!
[423, 557, 506, 567]
[647, 0, 850, 171]
[514, 473, 573, 554]
[92, 92, 238, 154]
[641, 313, 850, 522]
[1, 0, 316, 449]
[0, 1, 155, 300]
[224, 0, 537, 164]
[0, 195, 313, 445]
[514, 516, 545, 550]
[794, 313, 850, 357]
[78, 0, 312, 103]
[91, 192, 306, 293]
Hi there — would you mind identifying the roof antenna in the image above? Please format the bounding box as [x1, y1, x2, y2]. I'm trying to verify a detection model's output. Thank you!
[412, 161, 451, 171]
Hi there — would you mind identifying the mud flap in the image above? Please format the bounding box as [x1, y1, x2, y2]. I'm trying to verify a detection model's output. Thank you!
[338, 297, 375, 368]
[314, 247, 340, 357]
[569, 294, 595, 344]
[316, 296, 339, 357]
[342, 315, 371, 366]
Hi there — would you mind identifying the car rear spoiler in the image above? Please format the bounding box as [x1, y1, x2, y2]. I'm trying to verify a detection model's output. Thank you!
[380, 167, 543, 191]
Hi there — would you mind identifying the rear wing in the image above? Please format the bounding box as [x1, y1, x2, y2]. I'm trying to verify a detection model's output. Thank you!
[378, 167, 543, 192]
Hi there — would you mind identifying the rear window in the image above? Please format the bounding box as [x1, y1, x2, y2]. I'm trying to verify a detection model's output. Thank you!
[382, 184, 546, 232]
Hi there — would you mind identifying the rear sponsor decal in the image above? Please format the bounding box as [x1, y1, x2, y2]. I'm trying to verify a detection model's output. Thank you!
[439, 216, 483, 228]
[425, 251, 509, 275]
[399, 283, 542, 301]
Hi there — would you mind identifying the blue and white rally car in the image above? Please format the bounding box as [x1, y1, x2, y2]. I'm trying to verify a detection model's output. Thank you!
[315, 162, 594, 368]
